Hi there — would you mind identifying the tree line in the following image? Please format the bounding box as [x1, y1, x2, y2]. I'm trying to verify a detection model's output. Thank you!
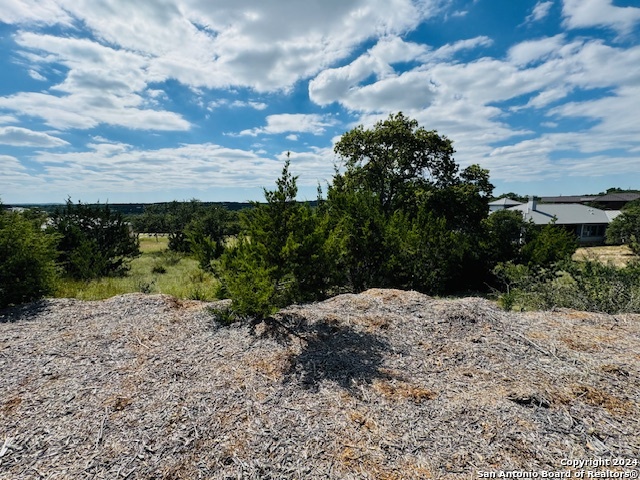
[2, 113, 639, 313]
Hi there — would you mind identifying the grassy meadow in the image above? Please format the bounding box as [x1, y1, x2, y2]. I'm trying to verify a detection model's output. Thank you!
[54, 235, 220, 301]
[573, 244, 635, 267]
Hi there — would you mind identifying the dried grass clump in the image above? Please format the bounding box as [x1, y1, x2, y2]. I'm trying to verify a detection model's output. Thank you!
[1, 290, 639, 479]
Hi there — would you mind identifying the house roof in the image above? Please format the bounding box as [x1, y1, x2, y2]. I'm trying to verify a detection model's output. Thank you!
[539, 195, 597, 203]
[539, 193, 640, 205]
[488, 197, 523, 206]
[507, 202, 621, 225]
[596, 192, 640, 202]
[605, 210, 622, 222]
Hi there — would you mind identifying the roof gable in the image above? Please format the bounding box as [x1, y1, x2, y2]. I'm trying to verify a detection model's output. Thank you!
[489, 197, 523, 206]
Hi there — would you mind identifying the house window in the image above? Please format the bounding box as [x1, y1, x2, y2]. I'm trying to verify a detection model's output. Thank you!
[581, 225, 605, 237]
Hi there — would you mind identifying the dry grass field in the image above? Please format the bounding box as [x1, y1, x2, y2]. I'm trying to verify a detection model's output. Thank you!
[573, 244, 636, 267]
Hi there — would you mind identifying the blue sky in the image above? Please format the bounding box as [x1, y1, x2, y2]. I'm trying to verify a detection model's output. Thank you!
[0, 0, 639, 204]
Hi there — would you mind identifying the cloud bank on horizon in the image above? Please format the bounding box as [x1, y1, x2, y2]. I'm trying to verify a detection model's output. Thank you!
[0, 0, 639, 203]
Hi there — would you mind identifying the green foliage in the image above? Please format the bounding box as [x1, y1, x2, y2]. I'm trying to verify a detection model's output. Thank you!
[606, 206, 640, 255]
[218, 242, 279, 320]
[131, 200, 239, 256]
[212, 113, 604, 322]
[208, 303, 237, 326]
[218, 157, 331, 320]
[384, 210, 465, 294]
[483, 209, 526, 265]
[494, 259, 640, 314]
[519, 222, 578, 268]
[49, 199, 140, 280]
[492, 192, 529, 203]
[0, 208, 59, 308]
[323, 184, 387, 291]
[329, 112, 494, 294]
[333, 112, 459, 215]
[622, 198, 640, 210]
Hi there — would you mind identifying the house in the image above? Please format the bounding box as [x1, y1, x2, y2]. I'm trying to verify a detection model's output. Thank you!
[504, 198, 621, 244]
[488, 197, 523, 212]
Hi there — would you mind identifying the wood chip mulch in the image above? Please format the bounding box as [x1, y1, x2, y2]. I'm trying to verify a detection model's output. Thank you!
[1, 289, 638, 479]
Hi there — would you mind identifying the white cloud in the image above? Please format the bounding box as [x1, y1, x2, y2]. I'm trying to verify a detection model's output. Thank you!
[0, 141, 338, 202]
[1, 0, 639, 197]
[550, 85, 640, 146]
[309, 35, 492, 108]
[0, 0, 446, 136]
[0, 155, 27, 172]
[239, 114, 338, 136]
[0, 126, 69, 147]
[0, 115, 18, 125]
[0, 156, 43, 196]
[426, 36, 493, 61]
[507, 35, 565, 66]
[0, 0, 72, 25]
[521, 86, 572, 109]
[451, 10, 468, 18]
[231, 100, 268, 110]
[3, 0, 442, 94]
[0, 92, 191, 131]
[208, 99, 268, 110]
[310, 32, 640, 184]
[525, 1, 554, 24]
[0, 32, 191, 131]
[562, 0, 640, 34]
[28, 69, 46, 81]
[369, 36, 430, 65]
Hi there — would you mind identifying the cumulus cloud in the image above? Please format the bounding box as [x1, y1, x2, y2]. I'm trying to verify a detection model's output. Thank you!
[1, 0, 639, 198]
[0, 0, 72, 25]
[239, 114, 338, 136]
[0, 141, 338, 203]
[310, 31, 640, 184]
[562, 0, 640, 34]
[309, 35, 492, 108]
[0, 92, 191, 131]
[0, 115, 18, 125]
[0, 32, 191, 131]
[3, 0, 441, 93]
[0, 126, 69, 147]
[0, 0, 445, 135]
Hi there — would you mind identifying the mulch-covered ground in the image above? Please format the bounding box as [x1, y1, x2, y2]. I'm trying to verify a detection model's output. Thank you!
[1, 289, 638, 479]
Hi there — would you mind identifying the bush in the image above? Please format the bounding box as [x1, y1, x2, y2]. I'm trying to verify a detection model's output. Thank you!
[384, 209, 466, 294]
[494, 259, 640, 314]
[606, 206, 640, 255]
[519, 222, 578, 268]
[0, 208, 58, 308]
[49, 200, 140, 280]
[217, 158, 331, 320]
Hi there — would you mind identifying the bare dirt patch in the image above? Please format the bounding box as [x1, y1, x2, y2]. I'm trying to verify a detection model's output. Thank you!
[1, 291, 638, 479]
